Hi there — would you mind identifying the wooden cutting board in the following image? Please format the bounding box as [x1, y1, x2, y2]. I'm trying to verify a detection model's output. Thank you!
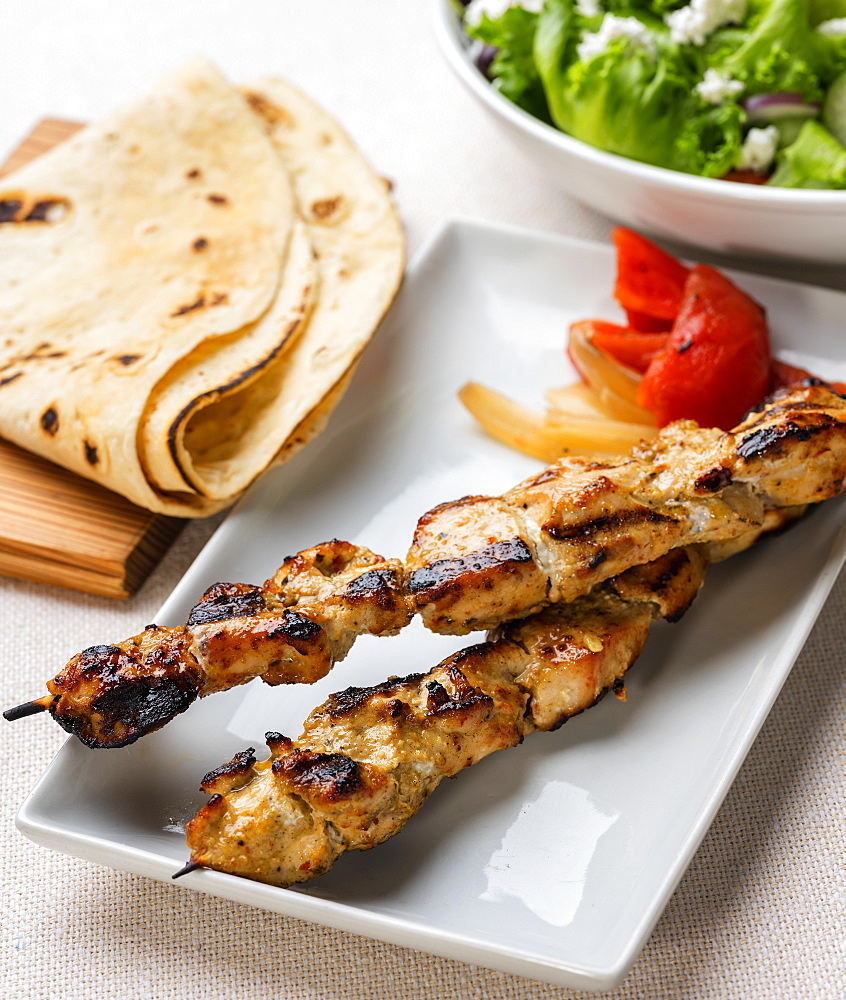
[0, 119, 184, 599]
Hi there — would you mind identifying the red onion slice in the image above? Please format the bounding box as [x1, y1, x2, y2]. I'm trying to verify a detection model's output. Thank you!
[744, 92, 821, 122]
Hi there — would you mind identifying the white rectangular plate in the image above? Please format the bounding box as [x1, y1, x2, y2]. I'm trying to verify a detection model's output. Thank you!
[18, 219, 846, 992]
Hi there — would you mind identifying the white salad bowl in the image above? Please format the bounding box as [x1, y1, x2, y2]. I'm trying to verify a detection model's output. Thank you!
[434, 0, 846, 264]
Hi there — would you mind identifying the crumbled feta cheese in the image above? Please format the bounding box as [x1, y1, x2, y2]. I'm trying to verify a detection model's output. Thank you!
[575, 0, 603, 17]
[695, 68, 744, 104]
[816, 17, 846, 34]
[665, 0, 747, 46]
[736, 126, 779, 173]
[464, 0, 543, 27]
[576, 14, 656, 63]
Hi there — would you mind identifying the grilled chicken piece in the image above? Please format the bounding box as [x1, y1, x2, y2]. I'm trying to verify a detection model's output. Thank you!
[705, 505, 808, 562]
[407, 385, 846, 634]
[730, 382, 846, 506]
[194, 542, 410, 688]
[182, 547, 708, 885]
[405, 495, 550, 631]
[6, 541, 410, 748]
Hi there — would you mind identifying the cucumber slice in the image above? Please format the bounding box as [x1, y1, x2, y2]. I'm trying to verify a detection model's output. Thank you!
[773, 116, 817, 147]
[822, 72, 846, 148]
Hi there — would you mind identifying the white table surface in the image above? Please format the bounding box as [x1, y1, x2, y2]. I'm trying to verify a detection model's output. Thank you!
[1, 2, 845, 998]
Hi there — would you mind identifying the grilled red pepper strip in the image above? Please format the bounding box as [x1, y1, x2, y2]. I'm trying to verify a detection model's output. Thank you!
[768, 359, 846, 396]
[612, 227, 690, 323]
[585, 320, 670, 374]
[624, 308, 673, 333]
[636, 264, 771, 430]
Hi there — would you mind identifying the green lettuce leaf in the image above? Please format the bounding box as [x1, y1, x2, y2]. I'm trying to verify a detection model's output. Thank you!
[533, 0, 744, 176]
[465, 7, 552, 122]
[602, 0, 686, 14]
[810, 0, 846, 24]
[813, 27, 846, 86]
[769, 119, 846, 186]
[708, 0, 839, 99]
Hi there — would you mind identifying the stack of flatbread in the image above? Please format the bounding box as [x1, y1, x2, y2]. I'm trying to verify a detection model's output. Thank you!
[0, 60, 404, 516]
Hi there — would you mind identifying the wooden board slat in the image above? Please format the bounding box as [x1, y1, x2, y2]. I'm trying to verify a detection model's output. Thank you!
[0, 119, 184, 599]
[0, 118, 85, 174]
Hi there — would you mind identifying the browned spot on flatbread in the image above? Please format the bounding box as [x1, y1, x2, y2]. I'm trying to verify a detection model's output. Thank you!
[24, 342, 54, 361]
[0, 372, 22, 387]
[84, 441, 99, 466]
[186, 168, 202, 180]
[0, 195, 70, 224]
[193, 237, 208, 252]
[0, 199, 22, 222]
[41, 407, 59, 435]
[311, 196, 343, 221]
[243, 91, 294, 127]
[25, 199, 69, 222]
[114, 354, 141, 366]
[171, 295, 206, 317]
[210, 291, 228, 306]
[207, 193, 228, 206]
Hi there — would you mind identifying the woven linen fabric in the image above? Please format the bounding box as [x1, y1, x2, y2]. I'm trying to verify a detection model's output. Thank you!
[2, 2, 846, 999]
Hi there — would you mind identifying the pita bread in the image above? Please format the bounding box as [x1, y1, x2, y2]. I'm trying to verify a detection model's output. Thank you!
[239, 77, 405, 471]
[135, 74, 406, 506]
[0, 61, 404, 516]
[139, 220, 317, 498]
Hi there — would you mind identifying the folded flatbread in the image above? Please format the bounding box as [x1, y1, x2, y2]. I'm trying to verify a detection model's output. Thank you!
[0, 60, 404, 515]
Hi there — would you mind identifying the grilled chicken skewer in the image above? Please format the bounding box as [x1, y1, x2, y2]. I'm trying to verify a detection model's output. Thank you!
[7, 384, 845, 747]
[408, 383, 846, 632]
[180, 545, 713, 885]
[3, 541, 410, 747]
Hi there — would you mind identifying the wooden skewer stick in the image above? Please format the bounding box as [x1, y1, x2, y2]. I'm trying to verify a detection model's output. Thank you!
[171, 860, 204, 880]
[3, 696, 55, 722]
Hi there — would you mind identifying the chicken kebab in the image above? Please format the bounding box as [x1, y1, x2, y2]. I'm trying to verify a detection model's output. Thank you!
[5, 382, 846, 748]
[178, 506, 805, 887]
[3, 540, 411, 747]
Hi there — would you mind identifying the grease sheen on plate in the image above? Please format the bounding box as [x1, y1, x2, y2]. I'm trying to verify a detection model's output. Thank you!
[17, 219, 846, 992]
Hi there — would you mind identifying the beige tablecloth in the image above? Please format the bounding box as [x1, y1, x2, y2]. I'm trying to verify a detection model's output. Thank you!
[1, 2, 845, 997]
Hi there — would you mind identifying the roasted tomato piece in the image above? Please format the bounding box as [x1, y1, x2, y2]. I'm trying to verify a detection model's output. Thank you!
[720, 169, 769, 185]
